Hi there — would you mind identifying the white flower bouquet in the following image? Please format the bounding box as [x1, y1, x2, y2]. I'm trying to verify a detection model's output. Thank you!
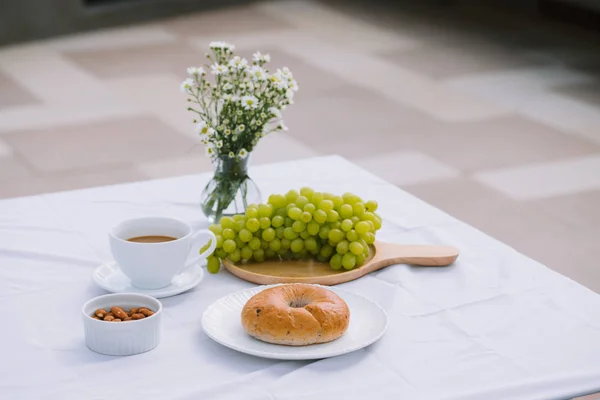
[181, 41, 298, 221]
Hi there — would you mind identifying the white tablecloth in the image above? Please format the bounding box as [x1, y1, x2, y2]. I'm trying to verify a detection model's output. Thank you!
[1, 155, 599, 400]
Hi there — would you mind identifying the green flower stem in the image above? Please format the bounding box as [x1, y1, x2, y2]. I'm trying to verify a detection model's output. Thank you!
[201, 157, 250, 221]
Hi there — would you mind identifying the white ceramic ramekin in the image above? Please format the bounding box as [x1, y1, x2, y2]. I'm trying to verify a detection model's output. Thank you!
[82, 293, 162, 356]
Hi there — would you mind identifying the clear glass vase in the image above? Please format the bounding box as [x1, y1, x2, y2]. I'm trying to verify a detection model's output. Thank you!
[200, 155, 261, 222]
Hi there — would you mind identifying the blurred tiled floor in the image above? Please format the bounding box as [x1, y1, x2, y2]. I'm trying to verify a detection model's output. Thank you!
[1, 0, 600, 311]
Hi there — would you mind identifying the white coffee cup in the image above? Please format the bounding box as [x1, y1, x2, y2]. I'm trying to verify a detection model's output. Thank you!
[109, 217, 217, 289]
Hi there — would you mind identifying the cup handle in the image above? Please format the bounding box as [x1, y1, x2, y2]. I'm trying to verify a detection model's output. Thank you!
[186, 230, 217, 268]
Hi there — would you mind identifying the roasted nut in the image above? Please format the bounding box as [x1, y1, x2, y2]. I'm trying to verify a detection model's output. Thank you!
[111, 306, 128, 320]
[129, 308, 138, 315]
[139, 308, 154, 317]
[92, 315, 100, 320]
[104, 315, 115, 322]
[112, 319, 122, 322]
[95, 309, 107, 318]
[123, 317, 132, 321]
[131, 313, 145, 320]
[105, 312, 114, 319]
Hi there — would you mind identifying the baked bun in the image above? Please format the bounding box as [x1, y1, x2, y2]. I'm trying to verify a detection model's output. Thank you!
[241, 284, 350, 346]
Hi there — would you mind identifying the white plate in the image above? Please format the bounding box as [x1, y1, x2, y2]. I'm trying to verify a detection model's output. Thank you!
[92, 261, 204, 299]
[202, 284, 388, 360]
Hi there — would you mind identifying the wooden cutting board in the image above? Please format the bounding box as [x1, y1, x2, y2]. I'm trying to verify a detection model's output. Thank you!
[222, 241, 459, 286]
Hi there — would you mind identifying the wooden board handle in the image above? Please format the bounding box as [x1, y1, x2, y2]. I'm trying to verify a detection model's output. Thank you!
[367, 242, 459, 273]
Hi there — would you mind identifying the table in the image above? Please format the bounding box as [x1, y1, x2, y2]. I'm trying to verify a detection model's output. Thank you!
[1, 155, 599, 400]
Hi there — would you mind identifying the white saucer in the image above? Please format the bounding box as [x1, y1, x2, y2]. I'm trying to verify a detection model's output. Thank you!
[92, 261, 204, 299]
[202, 284, 388, 360]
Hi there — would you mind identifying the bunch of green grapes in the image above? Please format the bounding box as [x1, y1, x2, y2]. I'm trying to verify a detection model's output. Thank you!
[205, 187, 381, 273]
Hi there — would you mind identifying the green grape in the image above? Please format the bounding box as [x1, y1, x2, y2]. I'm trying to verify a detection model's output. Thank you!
[346, 230, 358, 242]
[209, 224, 222, 235]
[311, 192, 324, 206]
[245, 205, 259, 219]
[304, 237, 318, 251]
[268, 194, 287, 209]
[235, 220, 246, 232]
[292, 220, 306, 233]
[223, 228, 236, 240]
[313, 209, 327, 224]
[351, 216, 360, 225]
[356, 253, 366, 266]
[352, 202, 365, 216]
[215, 248, 227, 259]
[275, 207, 287, 217]
[207, 256, 220, 274]
[275, 226, 285, 239]
[246, 218, 260, 232]
[300, 187, 314, 199]
[233, 214, 245, 222]
[239, 229, 252, 242]
[355, 221, 370, 235]
[264, 249, 275, 258]
[367, 220, 376, 231]
[328, 229, 344, 243]
[285, 217, 294, 227]
[327, 210, 339, 223]
[280, 238, 291, 251]
[329, 220, 341, 230]
[300, 212, 312, 223]
[365, 200, 378, 212]
[285, 189, 299, 203]
[319, 200, 334, 211]
[342, 253, 356, 270]
[261, 240, 269, 250]
[299, 230, 311, 239]
[341, 219, 353, 232]
[220, 216, 235, 229]
[373, 214, 382, 230]
[303, 203, 316, 213]
[272, 215, 284, 228]
[283, 227, 298, 240]
[336, 240, 349, 254]
[286, 203, 297, 212]
[340, 204, 353, 219]
[235, 237, 244, 249]
[363, 212, 376, 222]
[269, 238, 281, 252]
[215, 234, 224, 248]
[258, 204, 273, 218]
[364, 232, 375, 244]
[323, 192, 334, 201]
[328, 239, 337, 247]
[358, 238, 369, 252]
[330, 253, 343, 270]
[317, 255, 327, 263]
[350, 241, 364, 255]
[262, 228, 276, 241]
[320, 244, 334, 259]
[228, 249, 241, 263]
[307, 221, 320, 236]
[342, 192, 361, 205]
[253, 248, 265, 262]
[248, 237, 261, 250]
[259, 217, 271, 229]
[318, 225, 330, 240]
[241, 246, 253, 260]
[199, 239, 212, 255]
[332, 196, 343, 209]
[290, 238, 304, 253]
[288, 207, 302, 221]
[295, 196, 309, 209]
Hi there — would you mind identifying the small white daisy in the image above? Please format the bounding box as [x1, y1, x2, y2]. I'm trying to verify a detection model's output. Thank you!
[205, 146, 215, 157]
[239, 148, 248, 159]
[237, 124, 245, 132]
[248, 65, 267, 82]
[209, 41, 235, 51]
[210, 63, 229, 75]
[241, 95, 259, 110]
[180, 78, 195, 93]
[269, 107, 281, 118]
[285, 89, 294, 100]
[228, 56, 248, 70]
[187, 66, 204, 76]
[224, 129, 231, 136]
[252, 51, 271, 63]
[216, 140, 223, 148]
[223, 82, 233, 91]
[288, 79, 299, 92]
[228, 151, 235, 158]
[278, 122, 288, 131]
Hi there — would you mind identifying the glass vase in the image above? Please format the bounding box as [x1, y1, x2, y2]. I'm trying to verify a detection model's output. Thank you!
[200, 155, 261, 222]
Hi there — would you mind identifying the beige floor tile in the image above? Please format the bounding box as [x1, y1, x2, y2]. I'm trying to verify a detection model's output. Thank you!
[0, 71, 40, 109]
[404, 177, 600, 293]
[0, 138, 13, 157]
[251, 133, 320, 165]
[163, 5, 291, 37]
[0, 166, 148, 199]
[136, 151, 212, 179]
[63, 43, 204, 79]
[573, 393, 600, 400]
[0, 156, 33, 182]
[531, 190, 600, 230]
[352, 151, 460, 186]
[4, 116, 198, 172]
[381, 41, 542, 79]
[475, 154, 600, 201]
